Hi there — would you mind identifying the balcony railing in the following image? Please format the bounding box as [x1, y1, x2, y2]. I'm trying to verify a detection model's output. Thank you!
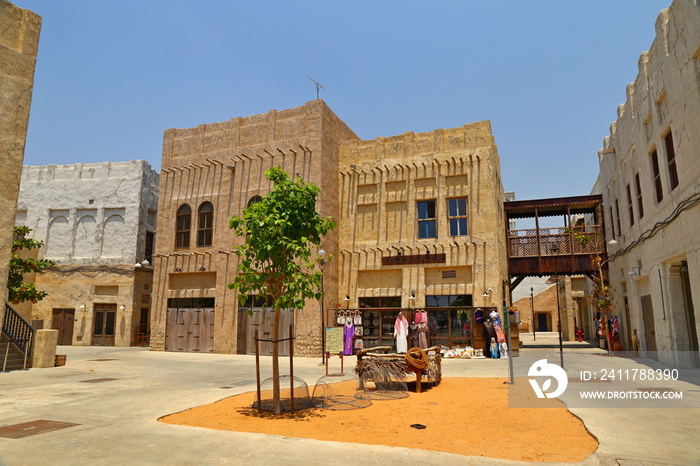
[508, 225, 604, 258]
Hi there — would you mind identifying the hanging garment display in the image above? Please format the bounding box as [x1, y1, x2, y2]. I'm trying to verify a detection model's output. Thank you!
[343, 320, 355, 355]
[474, 308, 484, 323]
[394, 312, 409, 353]
[483, 320, 496, 358]
[353, 311, 362, 326]
[417, 321, 429, 349]
[409, 322, 419, 348]
[494, 322, 506, 343]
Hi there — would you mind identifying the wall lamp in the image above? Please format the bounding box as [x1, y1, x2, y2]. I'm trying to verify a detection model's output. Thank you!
[174, 267, 182, 272]
[119, 305, 125, 311]
[408, 290, 416, 300]
[609, 235, 625, 246]
[79, 304, 86, 310]
[628, 266, 642, 276]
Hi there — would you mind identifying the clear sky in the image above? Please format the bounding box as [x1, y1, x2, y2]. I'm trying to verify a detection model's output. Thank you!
[13, 0, 666, 201]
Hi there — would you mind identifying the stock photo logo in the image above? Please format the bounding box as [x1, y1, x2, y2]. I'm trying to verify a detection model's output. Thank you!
[528, 359, 568, 399]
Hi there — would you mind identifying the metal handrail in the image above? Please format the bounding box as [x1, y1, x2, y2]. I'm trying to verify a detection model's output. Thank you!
[3, 302, 34, 368]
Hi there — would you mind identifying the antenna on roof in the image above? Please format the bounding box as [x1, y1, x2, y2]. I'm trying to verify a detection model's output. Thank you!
[306, 75, 327, 100]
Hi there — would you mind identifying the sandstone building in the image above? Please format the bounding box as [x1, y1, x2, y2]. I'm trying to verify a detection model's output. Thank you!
[0, 1, 41, 324]
[594, 0, 700, 367]
[151, 100, 510, 356]
[338, 123, 508, 351]
[16, 160, 159, 347]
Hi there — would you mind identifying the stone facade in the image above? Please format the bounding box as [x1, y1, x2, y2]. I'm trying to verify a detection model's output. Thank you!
[338, 123, 508, 346]
[150, 100, 358, 356]
[0, 1, 41, 324]
[594, 0, 700, 367]
[17, 160, 159, 347]
[152, 101, 510, 356]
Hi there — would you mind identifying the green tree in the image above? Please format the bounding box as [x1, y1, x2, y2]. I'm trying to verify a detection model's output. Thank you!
[228, 167, 335, 414]
[587, 255, 614, 356]
[8, 226, 55, 304]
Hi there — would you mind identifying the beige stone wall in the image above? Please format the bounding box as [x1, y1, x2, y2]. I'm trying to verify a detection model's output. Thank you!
[594, 0, 700, 367]
[337, 122, 508, 312]
[513, 285, 558, 333]
[30, 266, 152, 346]
[0, 1, 40, 321]
[151, 100, 358, 355]
[14, 161, 157, 346]
[514, 277, 585, 341]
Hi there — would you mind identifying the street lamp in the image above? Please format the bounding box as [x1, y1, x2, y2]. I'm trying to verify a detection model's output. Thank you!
[550, 244, 564, 369]
[530, 286, 536, 341]
[318, 248, 326, 364]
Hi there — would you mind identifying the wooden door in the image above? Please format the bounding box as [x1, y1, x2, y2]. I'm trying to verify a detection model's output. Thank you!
[93, 304, 116, 346]
[237, 308, 249, 354]
[641, 295, 657, 356]
[238, 308, 293, 355]
[51, 309, 74, 346]
[165, 308, 214, 353]
[537, 313, 548, 332]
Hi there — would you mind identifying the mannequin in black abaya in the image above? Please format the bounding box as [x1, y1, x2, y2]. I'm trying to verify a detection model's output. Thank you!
[409, 321, 419, 348]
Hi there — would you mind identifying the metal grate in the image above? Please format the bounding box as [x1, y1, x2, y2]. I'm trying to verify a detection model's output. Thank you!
[79, 378, 119, 384]
[441, 270, 457, 279]
[0, 420, 80, 439]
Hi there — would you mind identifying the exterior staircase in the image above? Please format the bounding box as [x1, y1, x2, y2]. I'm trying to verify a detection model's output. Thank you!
[2, 302, 34, 372]
[1, 332, 31, 371]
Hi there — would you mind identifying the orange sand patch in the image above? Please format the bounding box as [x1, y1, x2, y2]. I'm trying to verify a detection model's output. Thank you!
[159, 377, 597, 463]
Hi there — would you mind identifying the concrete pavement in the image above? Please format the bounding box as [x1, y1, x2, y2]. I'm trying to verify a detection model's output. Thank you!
[0, 343, 698, 465]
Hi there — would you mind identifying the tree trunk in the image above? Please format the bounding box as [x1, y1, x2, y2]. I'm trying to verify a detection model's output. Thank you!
[272, 305, 282, 415]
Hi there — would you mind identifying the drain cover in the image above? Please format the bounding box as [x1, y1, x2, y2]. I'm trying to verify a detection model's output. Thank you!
[0, 420, 80, 439]
[79, 378, 119, 383]
[88, 359, 119, 362]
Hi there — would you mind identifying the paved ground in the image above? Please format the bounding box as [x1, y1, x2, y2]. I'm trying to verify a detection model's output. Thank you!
[0, 335, 698, 465]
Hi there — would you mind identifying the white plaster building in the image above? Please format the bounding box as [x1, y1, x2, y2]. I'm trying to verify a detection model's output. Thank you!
[16, 160, 159, 347]
[594, 0, 700, 367]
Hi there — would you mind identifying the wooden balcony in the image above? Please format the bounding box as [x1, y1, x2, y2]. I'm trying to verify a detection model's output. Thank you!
[505, 195, 607, 283]
[508, 225, 604, 275]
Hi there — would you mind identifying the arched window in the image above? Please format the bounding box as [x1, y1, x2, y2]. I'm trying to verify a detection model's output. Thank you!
[176, 204, 191, 248]
[197, 201, 214, 247]
[247, 195, 263, 207]
[102, 214, 125, 258]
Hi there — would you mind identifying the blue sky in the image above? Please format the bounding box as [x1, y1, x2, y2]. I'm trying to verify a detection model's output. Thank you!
[14, 0, 666, 201]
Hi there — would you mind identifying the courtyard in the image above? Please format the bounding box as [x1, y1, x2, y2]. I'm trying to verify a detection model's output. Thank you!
[1, 336, 699, 465]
